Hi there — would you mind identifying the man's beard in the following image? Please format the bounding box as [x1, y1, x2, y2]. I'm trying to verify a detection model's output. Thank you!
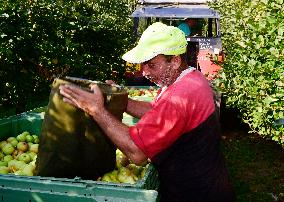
[156, 68, 177, 87]
[144, 66, 178, 87]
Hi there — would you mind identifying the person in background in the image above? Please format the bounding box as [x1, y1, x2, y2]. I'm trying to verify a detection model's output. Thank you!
[178, 18, 202, 36]
[59, 22, 235, 202]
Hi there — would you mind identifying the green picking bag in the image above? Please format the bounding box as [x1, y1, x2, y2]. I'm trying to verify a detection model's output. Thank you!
[35, 77, 128, 180]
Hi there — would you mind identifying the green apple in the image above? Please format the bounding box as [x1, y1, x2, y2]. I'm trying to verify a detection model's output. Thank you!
[17, 142, 28, 152]
[117, 167, 136, 184]
[29, 144, 39, 154]
[116, 150, 129, 169]
[27, 142, 33, 148]
[29, 159, 36, 167]
[0, 166, 9, 174]
[26, 151, 37, 161]
[7, 159, 17, 169]
[7, 137, 18, 147]
[8, 160, 26, 172]
[14, 161, 26, 171]
[109, 170, 120, 182]
[25, 135, 34, 143]
[2, 143, 15, 155]
[3, 155, 13, 162]
[18, 153, 31, 164]
[21, 164, 34, 176]
[101, 173, 112, 182]
[0, 141, 7, 149]
[32, 135, 40, 144]
[0, 161, 8, 167]
[10, 139, 18, 147]
[127, 163, 143, 177]
[16, 131, 29, 142]
[7, 136, 16, 143]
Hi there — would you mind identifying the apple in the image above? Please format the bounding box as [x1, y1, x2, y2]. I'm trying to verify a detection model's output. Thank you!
[109, 170, 120, 182]
[17, 142, 28, 152]
[29, 144, 39, 154]
[27, 142, 33, 148]
[0, 161, 8, 167]
[116, 150, 129, 169]
[29, 160, 36, 167]
[0, 166, 9, 174]
[3, 155, 13, 162]
[127, 163, 143, 176]
[14, 161, 26, 171]
[7, 137, 18, 147]
[16, 131, 29, 142]
[101, 173, 112, 182]
[25, 135, 34, 143]
[117, 167, 136, 184]
[7, 137, 16, 143]
[8, 160, 26, 172]
[21, 164, 35, 176]
[18, 153, 31, 164]
[52, 58, 58, 65]
[0, 141, 7, 149]
[2, 143, 15, 155]
[32, 135, 39, 144]
[7, 159, 17, 169]
[26, 151, 37, 161]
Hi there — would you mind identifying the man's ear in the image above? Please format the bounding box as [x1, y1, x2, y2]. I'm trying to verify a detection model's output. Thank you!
[171, 55, 182, 70]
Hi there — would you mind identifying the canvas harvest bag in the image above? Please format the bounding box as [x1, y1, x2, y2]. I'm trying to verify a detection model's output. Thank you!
[35, 77, 128, 180]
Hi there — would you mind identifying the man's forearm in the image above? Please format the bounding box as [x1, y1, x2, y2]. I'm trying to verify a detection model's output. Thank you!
[126, 98, 152, 118]
[91, 108, 147, 165]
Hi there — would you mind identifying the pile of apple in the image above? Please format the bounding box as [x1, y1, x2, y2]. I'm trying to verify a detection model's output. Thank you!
[0, 131, 39, 176]
[0, 131, 149, 184]
[98, 149, 148, 184]
[126, 86, 158, 97]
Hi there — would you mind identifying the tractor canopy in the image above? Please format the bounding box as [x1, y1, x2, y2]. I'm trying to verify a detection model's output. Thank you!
[126, 0, 223, 83]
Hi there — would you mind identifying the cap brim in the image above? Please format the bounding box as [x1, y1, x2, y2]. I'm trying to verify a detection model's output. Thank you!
[122, 46, 159, 64]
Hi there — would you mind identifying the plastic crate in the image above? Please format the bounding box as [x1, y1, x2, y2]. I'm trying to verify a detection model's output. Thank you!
[0, 109, 159, 201]
[0, 174, 158, 202]
[0, 111, 44, 139]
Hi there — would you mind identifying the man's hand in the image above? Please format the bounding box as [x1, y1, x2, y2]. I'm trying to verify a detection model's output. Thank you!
[59, 82, 148, 165]
[59, 84, 104, 116]
[105, 80, 116, 85]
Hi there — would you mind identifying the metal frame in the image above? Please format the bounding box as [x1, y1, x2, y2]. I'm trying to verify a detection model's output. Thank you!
[138, 0, 216, 4]
[131, 4, 220, 19]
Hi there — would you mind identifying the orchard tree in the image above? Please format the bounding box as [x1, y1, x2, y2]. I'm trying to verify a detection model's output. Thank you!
[211, 0, 284, 145]
[0, 0, 137, 115]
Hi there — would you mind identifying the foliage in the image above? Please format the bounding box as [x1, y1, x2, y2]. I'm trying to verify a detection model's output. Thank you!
[0, 0, 136, 115]
[210, 0, 284, 145]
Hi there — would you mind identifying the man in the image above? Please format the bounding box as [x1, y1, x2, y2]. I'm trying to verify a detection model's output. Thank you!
[59, 22, 235, 202]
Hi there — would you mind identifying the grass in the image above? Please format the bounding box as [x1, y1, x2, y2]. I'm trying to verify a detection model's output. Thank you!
[221, 129, 284, 202]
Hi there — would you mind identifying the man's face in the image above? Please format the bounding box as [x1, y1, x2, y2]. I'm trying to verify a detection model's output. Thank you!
[140, 55, 178, 87]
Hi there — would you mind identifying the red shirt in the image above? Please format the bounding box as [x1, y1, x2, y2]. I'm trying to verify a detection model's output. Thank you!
[129, 70, 215, 159]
